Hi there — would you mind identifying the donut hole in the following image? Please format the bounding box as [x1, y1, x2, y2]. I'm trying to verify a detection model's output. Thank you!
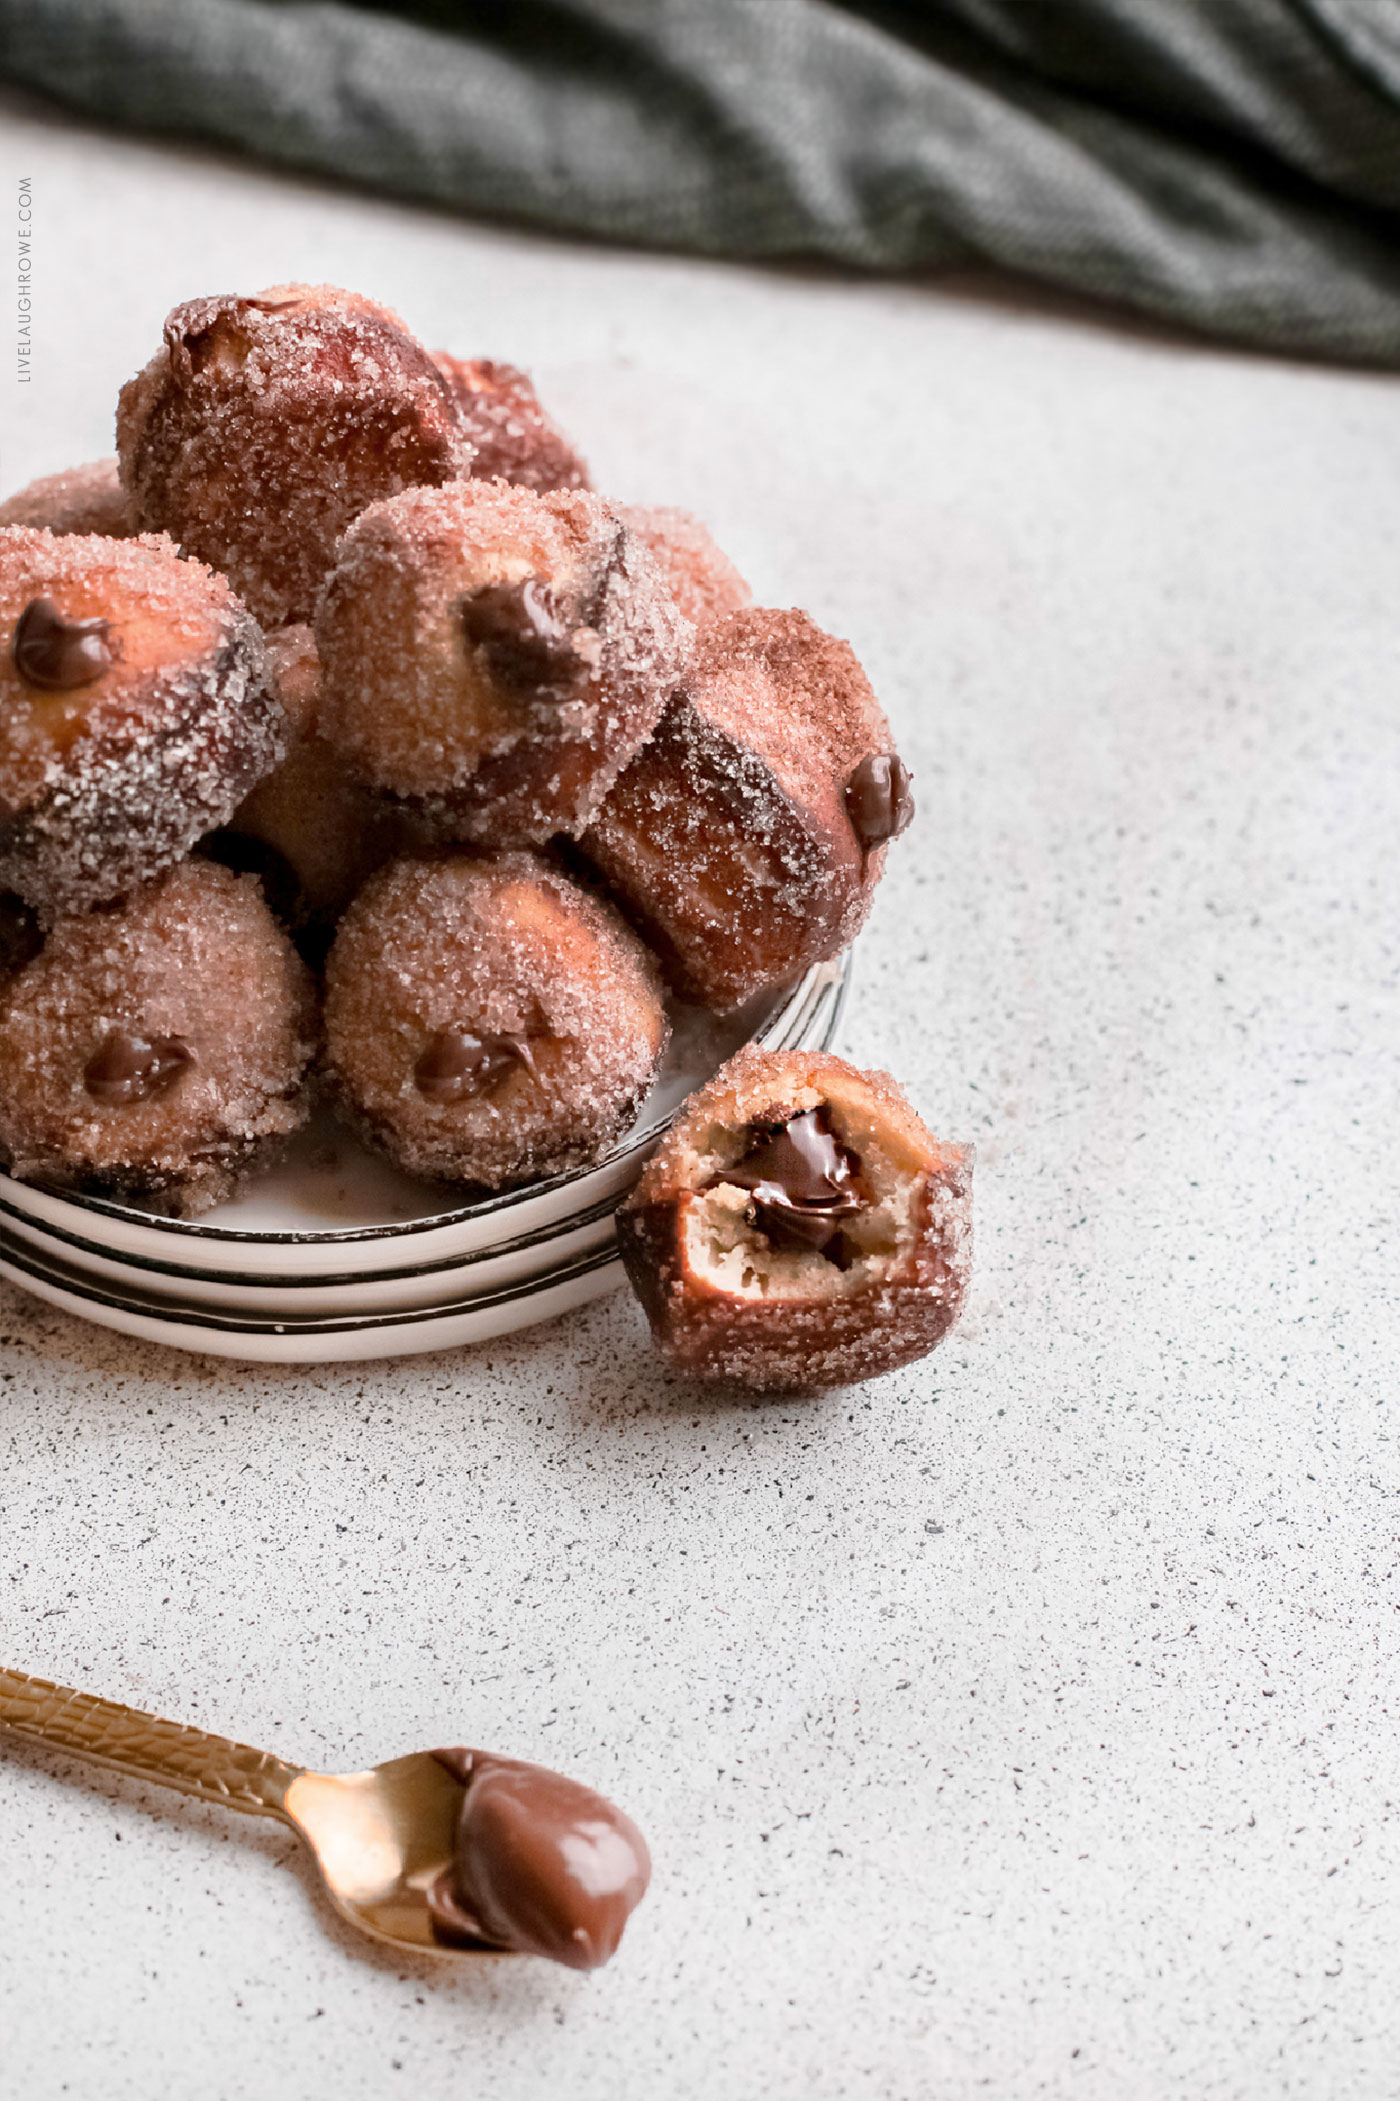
[323, 853, 668, 1188]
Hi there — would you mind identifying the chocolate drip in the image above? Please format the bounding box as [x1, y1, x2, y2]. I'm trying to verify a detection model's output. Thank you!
[427, 1749, 651, 1971]
[845, 753, 914, 853]
[722, 1106, 866, 1258]
[84, 1031, 195, 1105]
[460, 579, 582, 696]
[414, 1026, 538, 1101]
[11, 597, 114, 691]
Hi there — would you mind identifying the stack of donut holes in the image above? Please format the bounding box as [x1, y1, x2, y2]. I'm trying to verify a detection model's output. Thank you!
[0, 284, 968, 1392]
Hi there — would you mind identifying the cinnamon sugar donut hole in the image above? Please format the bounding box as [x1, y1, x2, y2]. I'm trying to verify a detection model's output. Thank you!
[581, 608, 913, 1012]
[0, 527, 284, 920]
[0, 859, 317, 1216]
[117, 285, 475, 627]
[617, 507, 752, 628]
[323, 853, 668, 1190]
[617, 1047, 972, 1394]
[433, 354, 591, 494]
[315, 480, 692, 848]
[0, 458, 137, 540]
[201, 624, 412, 953]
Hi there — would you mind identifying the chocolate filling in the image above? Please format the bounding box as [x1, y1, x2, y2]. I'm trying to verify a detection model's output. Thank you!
[414, 1026, 538, 1102]
[84, 1031, 195, 1105]
[426, 1748, 651, 1970]
[11, 597, 114, 692]
[721, 1106, 866, 1260]
[845, 753, 914, 853]
[459, 579, 582, 696]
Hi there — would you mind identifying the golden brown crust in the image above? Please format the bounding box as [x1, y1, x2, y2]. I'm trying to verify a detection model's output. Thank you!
[206, 625, 411, 935]
[0, 860, 317, 1216]
[581, 608, 901, 1011]
[433, 354, 591, 494]
[315, 480, 692, 846]
[617, 1048, 971, 1393]
[117, 284, 475, 627]
[616, 507, 752, 629]
[323, 852, 669, 1189]
[0, 527, 285, 920]
[0, 459, 137, 539]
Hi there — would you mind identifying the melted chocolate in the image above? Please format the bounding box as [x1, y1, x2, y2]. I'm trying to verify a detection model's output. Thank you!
[83, 1031, 195, 1105]
[722, 1106, 865, 1258]
[11, 597, 114, 692]
[414, 1026, 537, 1101]
[845, 753, 914, 853]
[427, 1749, 651, 1970]
[460, 579, 582, 696]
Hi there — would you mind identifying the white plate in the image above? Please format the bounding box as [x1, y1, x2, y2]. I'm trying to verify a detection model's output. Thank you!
[0, 1227, 622, 1363]
[0, 952, 850, 1359]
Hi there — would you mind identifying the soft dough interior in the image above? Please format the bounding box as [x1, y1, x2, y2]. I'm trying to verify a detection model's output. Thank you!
[679, 1085, 923, 1303]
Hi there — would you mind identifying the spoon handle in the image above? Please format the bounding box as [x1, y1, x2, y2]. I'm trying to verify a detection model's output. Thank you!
[0, 1667, 302, 1819]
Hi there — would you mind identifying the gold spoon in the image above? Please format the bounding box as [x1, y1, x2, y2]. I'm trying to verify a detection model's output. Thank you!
[0, 1665, 490, 1959]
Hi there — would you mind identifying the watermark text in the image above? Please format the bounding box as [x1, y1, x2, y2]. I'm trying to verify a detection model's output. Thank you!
[17, 177, 32, 383]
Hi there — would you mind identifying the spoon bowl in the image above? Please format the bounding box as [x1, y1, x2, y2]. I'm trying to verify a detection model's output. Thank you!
[285, 1753, 467, 1953]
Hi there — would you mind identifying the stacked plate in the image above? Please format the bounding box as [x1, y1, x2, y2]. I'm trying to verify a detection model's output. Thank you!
[0, 953, 850, 1362]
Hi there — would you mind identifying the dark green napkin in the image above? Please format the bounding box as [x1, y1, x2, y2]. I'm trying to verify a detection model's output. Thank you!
[4, 0, 1400, 364]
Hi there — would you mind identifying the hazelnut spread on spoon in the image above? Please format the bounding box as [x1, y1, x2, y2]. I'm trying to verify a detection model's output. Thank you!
[427, 1748, 651, 1969]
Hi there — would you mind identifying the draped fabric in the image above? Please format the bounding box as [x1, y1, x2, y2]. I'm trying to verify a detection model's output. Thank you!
[3, 0, 1400, 364]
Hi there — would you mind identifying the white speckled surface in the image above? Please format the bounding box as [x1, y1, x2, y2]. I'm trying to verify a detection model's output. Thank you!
[2, 91, 1399, 2101]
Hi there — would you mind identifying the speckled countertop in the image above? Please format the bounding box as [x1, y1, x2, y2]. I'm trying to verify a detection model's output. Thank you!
[1, 88, 1397, 2101]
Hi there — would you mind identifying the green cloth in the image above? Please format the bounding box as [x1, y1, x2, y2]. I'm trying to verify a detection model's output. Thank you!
[3, 0, 1400, 364]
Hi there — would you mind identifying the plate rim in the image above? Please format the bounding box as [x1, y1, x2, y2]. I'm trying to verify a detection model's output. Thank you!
[0, 1212, 622, 1334]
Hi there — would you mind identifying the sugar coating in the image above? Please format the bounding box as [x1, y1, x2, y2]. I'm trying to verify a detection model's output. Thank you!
[315, 480, 692, 846]
[617, 506, 752, 628]
[433, 354, 591, 494]
[117, 284, 475, 627]
[0, 527, 286, 920]
[581, 607, 898, 1011]
[213, 625, 415, 932]
[0, 458, 137, 539]
[0, 859, 317, 1216]
[323, 853, 669, 1189]
[618, 1047, 972, 1393]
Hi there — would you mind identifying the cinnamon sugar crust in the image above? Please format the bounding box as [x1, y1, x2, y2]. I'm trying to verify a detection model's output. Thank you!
[315, 479, 692, 846]
[617, 506, 752, 629]
[117, 284, 475, 627]
[433, 354, 591, 494]
[0, 859, 317, 1216]
[324, 852, 669, 1189]
[0, 527, 285, 920]
[206, 624, 413, 937]
[618, 1047, 971, 1393]
[581, 607, 904, 1011]
[0, 458, 137, 540]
